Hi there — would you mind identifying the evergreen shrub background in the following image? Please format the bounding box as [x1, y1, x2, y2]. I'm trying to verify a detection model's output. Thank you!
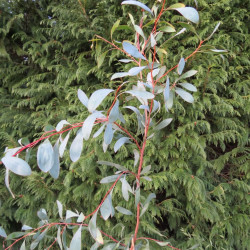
[0, 0, 249, 249]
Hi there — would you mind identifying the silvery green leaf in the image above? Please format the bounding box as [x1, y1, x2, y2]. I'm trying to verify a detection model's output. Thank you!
[0, 226, 7, 238]
[155, 118, 173, 130]
[50, 139, 60, 179]
[174, 7, 199, 24]
[179, 83, 197, 92]
[175, 87, 194, 103]
[139, 105, 149, 111]
[133, 149, 140, 167]
[22, 225, 33, 231]
[150, 33, 156, 47]
[103, 140, 108, 153]
[122, 42, 146, 60]
[20, 240, 26, 250]
[125, 90, 154, 99]
[100, 175, 120, 184]
[88, 89, 114, 113]
[128, 66, 146, 76]
[37, 139, 54, 172]
[90, 242, 100, 250]
[4, 146, 21, 157]
[104, 123, 113, 145]
[164, 77, 170, 101]
[78, 89, 89, 108]
[135, 187, 140, 206]
[97, 161, 127, 171]
[114, 137, 130, 152]
[57, 227, 63, 250]
[66, 210, 78, 220]
[156, 66, 166, 80]
[56, 120, 70, 132]
[210, 49, 227, 53]
[165, 90, 174, 110]
[6, 232, 26, 240]
[88, 212, 97, 240]
[177, 70, 198, 81]
[100, 193, 113, 220]
[140, 165, 151, 175]
[121, 1, 153, 15]
[70, 129, 84, 162]
[95, 228, 104, 244]
[206, 22, 221, 40]
[5, 169, 14, 198]
[69, 226, 82, 250]
[115, 206, 133, 215]
[37, 208, 48, 220]
[111, 72, 129, 80]
[2, 156, 31, 176]
[59, 132, 71, 158]
[141, 176, 152, 181]
[134, 25, 145, 40]
[177, 57, 185, 75]
[109, 100, 119, 123]
[121, 177, 131, 201]
[119, 59, 133, 63]
[82, 112, 104, 140]
[152, 100, 160, 113]
[155, 241, 170, 246]
[77, 213, 85, 223]
[56, 200, 63, 219]
[93, 124, 105, 138]
[168, 3, 185, 9]
[140, 193, 156, 217]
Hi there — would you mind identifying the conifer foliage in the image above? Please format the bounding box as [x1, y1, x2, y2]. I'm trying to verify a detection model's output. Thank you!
[0, 0, 249, 249]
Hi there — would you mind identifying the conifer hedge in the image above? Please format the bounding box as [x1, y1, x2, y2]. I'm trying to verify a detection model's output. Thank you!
[0, 0, 249, 249]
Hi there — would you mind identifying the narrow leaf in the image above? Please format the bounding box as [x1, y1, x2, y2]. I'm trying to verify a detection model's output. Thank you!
[119, 59, 133, 63]
[177, 70, 197, 81]
[0, 226, 7, 238]
[155, 241, 171, 246]
[111, 20, 120, 39]
[121, 1, 153, 15]
[37, 139, 54, 172]
[155, 118, 173, 130]
[5, 169, 14, 198]
[126, 90, 154, 99]
[22, 225, 33, 231]
[114, 137, 130, 152]
[179, 83, 197, 92]
[56, 200, 63, 219]
[206, 22, 221, 40]
[50, 139, 60, 179]
[165, 90, 174, 110]
[100, 194, 113, 220]
[175, 87, 194, 103]
[177, 57, 185, 75]
[164, 77, 170, 101]
[104, 123, 113, 145]
[70, 129, 84, 162]
[88, 212, 97, 240]
[111, 72, 129, 80]
[2, 156, 31, 176]
[59, 132, 70, 157]
[168, 3, 185, 9]
[150, 33, 156, 47]
[69, 226, 82, 250]
[56, 120, 70, 132]
[140, 165, 151, 175]
[97, 51, 108, 68]
[115, 206, 133, 215]
[66, 210, 79, 220]
[57, 227, 63, 250]
[88, 89, 113, 113]
[122, 42, 146, 60]
[20, 240, 26, 250]
[174, 7, 199, 24]
[93, 124, 105, 138]
[98, 161, 127, 171]
[109, 100, 119, 123]
[100, 175, 120, 184]
[96, 228, 104, 244]
[128, 66, 146, 76]
[133, 149, 140, 167]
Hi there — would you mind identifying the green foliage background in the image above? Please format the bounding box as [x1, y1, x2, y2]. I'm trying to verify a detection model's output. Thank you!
[0, 0, 249, 249]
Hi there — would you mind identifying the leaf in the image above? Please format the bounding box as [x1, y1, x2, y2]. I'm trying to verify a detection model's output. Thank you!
[140, 193, 156, 217]
[69, 226, 82, 250]
[134, 149, 140, 167]
[115, 206, 133, 215]
[150, 33, 156, 47]
[167, 3, 185, 9]
[177, 57, 185, 75]
[109, 100, 119, 123]
[156, 66, 166, 80]
[134, 25, 145, 40]
[5, 169, 14, 198]
[174, 7, 199, 24]
[178, 22, 196, 34]
[2, 156, 31, 176]
[121, 1, 153, 15]
[121, 177, 130, 201]
[210, 49, 227, 53]
[155, 241, 171, 246]
[155, 118, 173, 130]
[175, 87, 194, 103]
[128, 66, 146, 76]
[114, 137, 130, 152]
[111, 20, 120, 39]
[77, 213, 85, 223]
[78, 89, 88, 108]
[97, 51, 108, 68]
[70, 129, 84, 162]
[56, 120, 70, 132]
[177, 70, 197, 81]
[111, 72, 129, 80]
[93, 124, 105, 138]
[165, 90, 174, 110]
[37, 208, 48, 220]
[22, 225, 33, 231]
[179, 83, 197, 92]
[59, 132, 71, 157]
[56, 200, 63, 219]
[37, 139, 54, 172]
[125, 90, 154, 99]
[82, 112, 104, 140]
[104, 123, 113, 145]
[20, 240, 26, 250]
[88, 89, 114, 113]
[0, 226, 7, 238]
[100, 175, 119, 184]
[122, 41, 146, 60]
[100, 194, 113, 220]
[50, 139, 60, 179]
[88, 212, 97, 240]
[141, 176, 152, 181]
[135, 187, 140, 206]
[164, 77, 170, 101]
[57, 227, 63, 250]
[206, 22, 221, 40]
[96, 228, 104, 244]
[140, 165, 151, 175]
[6, 232, 26, 240]
[119, 59, 133, 63]
[66, 210, 79, 220]
[97, 161, 127, 171]
[158, 26, 176, 32]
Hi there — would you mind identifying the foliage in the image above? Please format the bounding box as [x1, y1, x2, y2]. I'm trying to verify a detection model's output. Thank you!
[0, 0, 249, 249]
